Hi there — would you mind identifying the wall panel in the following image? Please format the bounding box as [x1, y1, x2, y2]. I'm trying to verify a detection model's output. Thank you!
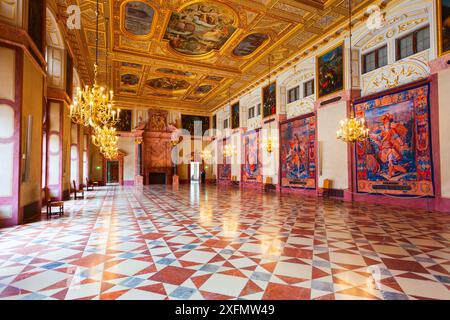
[317, 102, 349, 190]
[438, 69, 450, 198]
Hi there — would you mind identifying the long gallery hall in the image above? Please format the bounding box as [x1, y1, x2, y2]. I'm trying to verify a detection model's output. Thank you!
[0, 0, 450, 302]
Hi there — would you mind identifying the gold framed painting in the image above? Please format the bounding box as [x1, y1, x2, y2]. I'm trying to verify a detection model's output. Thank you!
[231, 102, 240, 129]
[262, 81, 277, 119]
[437, 0, 450, 56]
[115, 109, 133, 133]
[161, 1, 240, 60]
[316, 42, 345, 99]
[120, 1, 158, 40]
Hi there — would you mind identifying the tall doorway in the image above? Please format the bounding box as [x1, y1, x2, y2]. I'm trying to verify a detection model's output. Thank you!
[190, 162, 200, 183]
[107, 161, 120, 184]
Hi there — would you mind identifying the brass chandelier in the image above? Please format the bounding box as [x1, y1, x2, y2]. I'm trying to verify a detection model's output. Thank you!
[92, 125, 119, 160]
[336, 117, 369, 142]
[224, 143, 237, 157]
[336, 0, 369, 143]
[70, 0, 120, 158]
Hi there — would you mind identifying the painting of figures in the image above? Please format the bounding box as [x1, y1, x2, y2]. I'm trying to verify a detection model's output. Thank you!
[124, 2, 155, 36]
[195, 85, 213, 95]
[206, 75, 224, 81]
[262, 82, 276, 118]
[317, 44, 344, 98]
[120, 74, 139, 86]
[280, 115, 316, 189]
[218, 139, 231, 180]
[231, 102, 240, 129]
[146, 77, 190, 91]
[156, 68, 195, 77]
[242, 130, 262, 183]
[163, 3, 237, 56]
[355, 84, 434, 196]
[438, 0, 450, 55]
[115, 109, 133, 132]
[233, 33, 269, 57]
[181, 115, 210, 136]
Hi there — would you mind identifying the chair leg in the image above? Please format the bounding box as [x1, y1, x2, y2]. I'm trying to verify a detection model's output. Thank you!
[47, 206, 49, 219]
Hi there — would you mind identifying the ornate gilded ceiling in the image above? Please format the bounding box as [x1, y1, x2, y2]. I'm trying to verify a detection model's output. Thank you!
[61, 0, 375, 114]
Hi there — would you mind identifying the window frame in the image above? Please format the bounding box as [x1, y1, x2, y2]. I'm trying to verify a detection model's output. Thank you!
[248, 106, 255, 119]
[396, 25, 430, 61]
[303, 79, 315, 97]
[362, 45, 388, 74]
[223, 118, 229, 129]
[287, 86, 300, 104]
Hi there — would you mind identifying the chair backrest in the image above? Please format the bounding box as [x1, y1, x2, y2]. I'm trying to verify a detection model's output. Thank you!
[86, 177, 89, 185]
[44, 187, 50, 203]
[323, 179, 332, 190]
[72, 180, 77, 191]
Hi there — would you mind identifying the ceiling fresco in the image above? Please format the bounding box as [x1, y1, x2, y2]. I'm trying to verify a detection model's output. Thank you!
[156, 68, 196, 77]
[233, 33, 269, 57]
[123, 1, 155, 36]
[163, 2, 238, 56]
[146, 77, 191, 91]
[61, 0, 374, 114]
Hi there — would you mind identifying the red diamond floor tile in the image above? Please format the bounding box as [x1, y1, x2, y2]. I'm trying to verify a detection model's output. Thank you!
[0, 184, 450, 300]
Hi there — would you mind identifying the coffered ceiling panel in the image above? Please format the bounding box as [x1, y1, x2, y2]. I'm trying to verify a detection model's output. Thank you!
[63, 0, 375, 113]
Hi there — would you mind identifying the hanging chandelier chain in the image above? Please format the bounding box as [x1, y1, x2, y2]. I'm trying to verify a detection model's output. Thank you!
[336, 0, 370, 143]
[95, 0, 99, 71]
[349, 0, 353, 114]
[69, 0, 120, 159]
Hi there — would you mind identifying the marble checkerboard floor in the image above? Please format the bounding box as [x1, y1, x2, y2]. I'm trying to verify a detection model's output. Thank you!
[0, 184, 450, 300]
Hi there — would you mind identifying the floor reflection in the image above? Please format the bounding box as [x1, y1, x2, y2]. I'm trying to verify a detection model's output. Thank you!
[0, 184, 450, 300]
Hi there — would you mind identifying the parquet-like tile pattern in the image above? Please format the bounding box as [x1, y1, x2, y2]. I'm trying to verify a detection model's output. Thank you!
[0, 185, 450, 300]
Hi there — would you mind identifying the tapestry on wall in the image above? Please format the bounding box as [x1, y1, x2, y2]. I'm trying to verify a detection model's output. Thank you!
[355, 83, 434, 197]
[262, 82, 276, 118]
[231, 102, 240, 129]
[242, 130, 262, 183]
[280, 114, 316, 189]
[218, 139, 231, 180]
[317, 43, 344, 98]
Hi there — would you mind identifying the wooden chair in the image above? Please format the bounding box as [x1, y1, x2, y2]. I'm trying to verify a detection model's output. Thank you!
[72, 180, 85, 200]
[319, 179, 332, 197]
[44, 187, 64, 218]
[86, 178, 94, 191]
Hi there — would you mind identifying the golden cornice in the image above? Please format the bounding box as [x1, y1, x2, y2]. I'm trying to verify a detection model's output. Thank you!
[114, 96, 209, 116]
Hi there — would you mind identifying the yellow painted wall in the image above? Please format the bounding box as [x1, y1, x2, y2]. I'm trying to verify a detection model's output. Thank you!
[438, 69, 450, 198]
[89, 142, 103, 183]
[19, 52, 44, 213]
